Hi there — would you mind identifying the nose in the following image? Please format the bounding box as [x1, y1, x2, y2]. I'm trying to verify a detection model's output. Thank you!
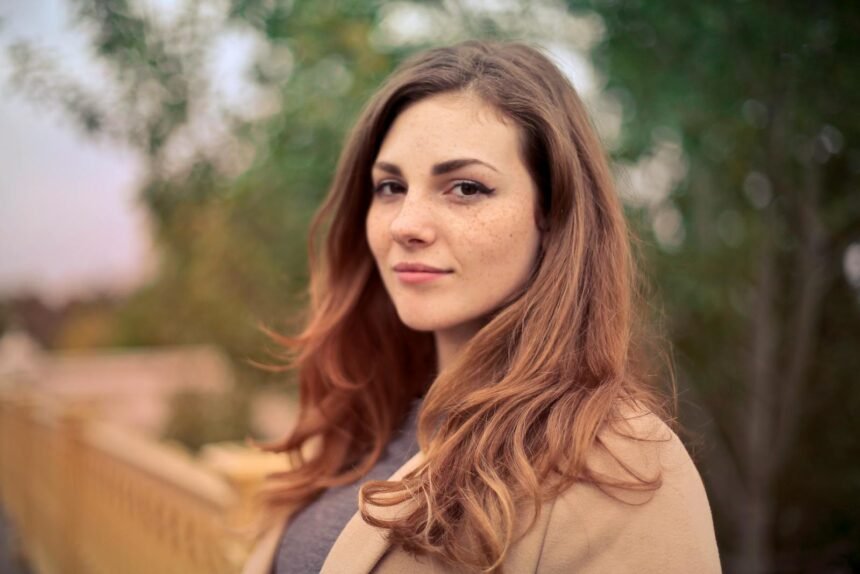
[389, 192, 436, 248]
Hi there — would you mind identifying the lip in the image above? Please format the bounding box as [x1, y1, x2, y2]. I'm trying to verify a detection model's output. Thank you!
[393, 262, 450, 273]
[392, 262, 453, 285]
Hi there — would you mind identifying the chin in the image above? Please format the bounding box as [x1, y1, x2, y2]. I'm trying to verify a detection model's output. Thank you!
[396, 315, 447, 333]
[393, 307, 458, 333]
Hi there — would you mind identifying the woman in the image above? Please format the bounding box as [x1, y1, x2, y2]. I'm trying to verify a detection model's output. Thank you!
[244, 40, 721, 574]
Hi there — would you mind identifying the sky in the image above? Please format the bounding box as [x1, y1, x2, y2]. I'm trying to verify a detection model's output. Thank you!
[0, 0, 152, 306]
[0, 0, 264, 307]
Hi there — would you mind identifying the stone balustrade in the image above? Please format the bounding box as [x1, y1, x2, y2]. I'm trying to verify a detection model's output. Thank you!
[0, 391, 287, 574]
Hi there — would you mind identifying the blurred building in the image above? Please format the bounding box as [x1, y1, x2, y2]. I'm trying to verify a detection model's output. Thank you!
[0, 329, 233, 436]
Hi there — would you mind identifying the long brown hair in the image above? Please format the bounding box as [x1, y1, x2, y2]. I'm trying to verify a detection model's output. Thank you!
[258, 40, 673, 572]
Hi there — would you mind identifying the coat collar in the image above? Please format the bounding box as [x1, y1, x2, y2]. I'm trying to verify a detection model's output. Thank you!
[320, 450, 425, 573]
[241, 450, 426, 574]
[240, 512, 290, 574]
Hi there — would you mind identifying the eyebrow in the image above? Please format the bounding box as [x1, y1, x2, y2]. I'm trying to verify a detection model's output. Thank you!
[372, 158, 499, 177]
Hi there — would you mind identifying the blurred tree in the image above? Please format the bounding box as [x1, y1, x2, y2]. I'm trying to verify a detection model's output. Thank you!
[580, 1, 860, 572]
[162, 387, 252, 451]
[54, 297, 119, 349]
[9, 0, 860, 570]
[8, 0, 406, 388]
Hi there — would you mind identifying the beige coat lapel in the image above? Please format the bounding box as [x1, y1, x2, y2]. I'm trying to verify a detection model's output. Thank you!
[241, 451, 426, 574]
[320, 451, 426, 574]
[241, 514, 290, 574]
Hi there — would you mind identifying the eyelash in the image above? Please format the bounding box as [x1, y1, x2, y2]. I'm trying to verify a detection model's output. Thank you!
[372, 179, 495, 199]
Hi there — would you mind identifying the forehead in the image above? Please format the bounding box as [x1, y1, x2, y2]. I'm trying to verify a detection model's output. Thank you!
[375, 92, 523, 168]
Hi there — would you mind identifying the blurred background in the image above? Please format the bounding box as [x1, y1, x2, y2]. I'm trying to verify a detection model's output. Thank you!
[0, 1, 858, 573]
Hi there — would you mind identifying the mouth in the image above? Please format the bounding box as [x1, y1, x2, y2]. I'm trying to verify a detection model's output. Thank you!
[392, 262, 453, 285]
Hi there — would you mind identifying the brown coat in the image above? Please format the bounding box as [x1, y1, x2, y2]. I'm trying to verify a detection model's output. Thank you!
[242, 410, 722, 574]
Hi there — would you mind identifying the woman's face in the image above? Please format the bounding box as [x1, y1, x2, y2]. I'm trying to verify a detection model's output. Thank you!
[365, 91, 543, 338]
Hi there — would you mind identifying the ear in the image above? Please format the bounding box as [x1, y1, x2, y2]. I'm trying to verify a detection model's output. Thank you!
[535, 207, 549, 235]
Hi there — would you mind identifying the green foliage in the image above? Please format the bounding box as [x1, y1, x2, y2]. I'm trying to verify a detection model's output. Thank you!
[161, 388, 253, 452]
[582, 0, 860, 569]
[11, 0, 406, 387]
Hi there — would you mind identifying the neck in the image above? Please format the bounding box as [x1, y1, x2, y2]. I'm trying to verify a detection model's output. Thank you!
[434, 319, 484, 373]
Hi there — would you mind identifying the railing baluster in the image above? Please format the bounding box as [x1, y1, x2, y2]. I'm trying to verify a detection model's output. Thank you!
[0, 391, 288, 574]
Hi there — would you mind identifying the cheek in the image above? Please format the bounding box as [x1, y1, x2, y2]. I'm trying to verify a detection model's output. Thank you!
[461, 208, 541, 279]
[365, 205, 388, 260]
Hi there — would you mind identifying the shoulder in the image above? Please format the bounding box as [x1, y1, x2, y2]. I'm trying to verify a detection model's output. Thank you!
[535, 405, 722, 573]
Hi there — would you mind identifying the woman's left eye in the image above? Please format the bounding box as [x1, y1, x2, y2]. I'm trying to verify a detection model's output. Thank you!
[450, 180, 495, 199]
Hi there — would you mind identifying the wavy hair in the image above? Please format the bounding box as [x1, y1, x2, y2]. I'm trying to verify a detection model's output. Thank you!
[258, 40, 674, 572]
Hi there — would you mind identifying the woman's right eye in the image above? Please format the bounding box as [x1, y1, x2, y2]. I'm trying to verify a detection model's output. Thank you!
[373, 180, 406, 196]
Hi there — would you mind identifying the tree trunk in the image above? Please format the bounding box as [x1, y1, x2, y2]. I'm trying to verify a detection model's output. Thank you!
[737, 224, 779, 574]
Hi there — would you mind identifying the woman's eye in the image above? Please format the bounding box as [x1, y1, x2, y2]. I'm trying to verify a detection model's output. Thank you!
[373, 181, 406, 196]
[450, 180, 494, 198]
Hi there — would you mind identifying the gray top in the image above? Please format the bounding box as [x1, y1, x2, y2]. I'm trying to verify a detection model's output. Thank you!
[272, 399, 422, 574]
